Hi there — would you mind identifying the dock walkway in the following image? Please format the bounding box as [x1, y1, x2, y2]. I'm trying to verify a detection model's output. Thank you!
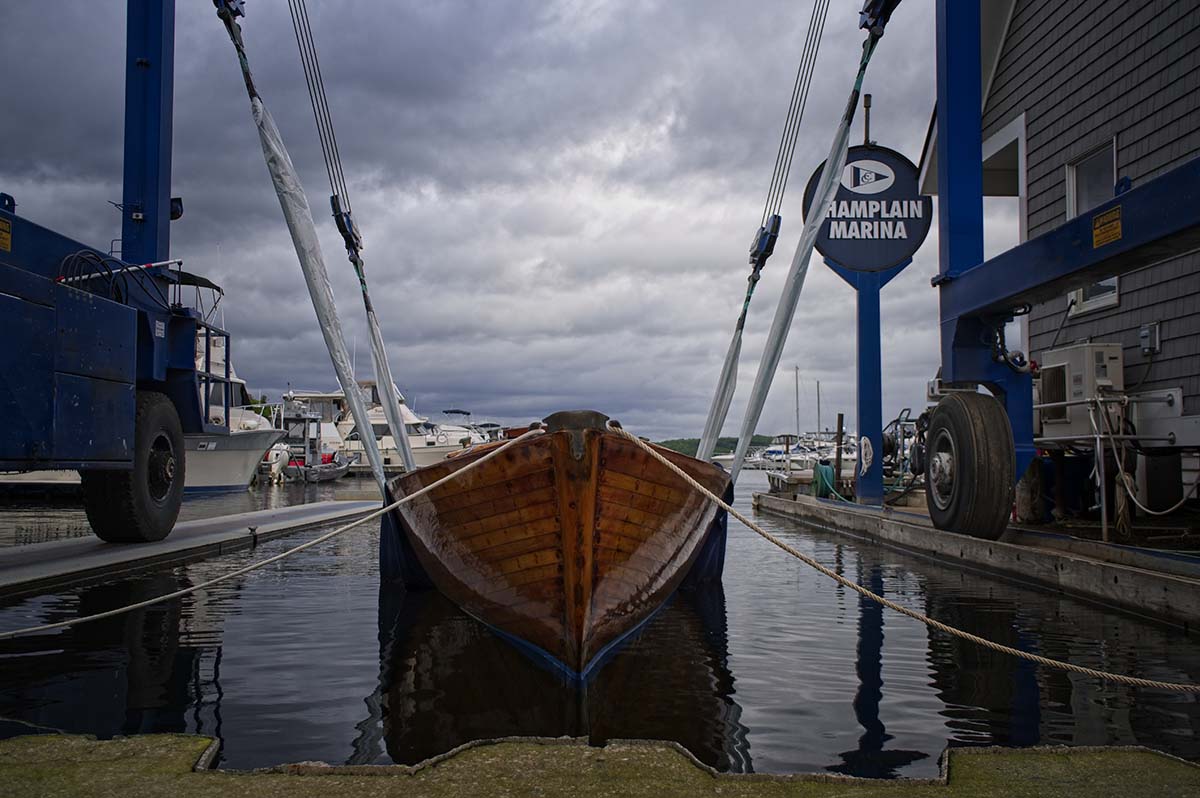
[754, 492, 1200, 630]
[0, 501, 379, 599]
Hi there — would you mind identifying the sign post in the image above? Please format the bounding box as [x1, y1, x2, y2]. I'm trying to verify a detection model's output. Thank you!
[802, 144, 932, 505]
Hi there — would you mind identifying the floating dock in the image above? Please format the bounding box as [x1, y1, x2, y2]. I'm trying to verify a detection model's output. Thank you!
[754, 492, 1200, 630]
[3, 734, 1197, 798]
[0, 501, 378, 600]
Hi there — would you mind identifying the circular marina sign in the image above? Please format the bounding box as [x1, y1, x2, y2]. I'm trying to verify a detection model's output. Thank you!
[801, 145, 932, 272]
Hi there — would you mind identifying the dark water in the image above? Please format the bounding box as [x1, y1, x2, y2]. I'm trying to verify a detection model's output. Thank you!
[0, 471, 1198, 778]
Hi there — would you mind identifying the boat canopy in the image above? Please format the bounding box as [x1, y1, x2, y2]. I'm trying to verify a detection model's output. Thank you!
[176, 270, 223, 294]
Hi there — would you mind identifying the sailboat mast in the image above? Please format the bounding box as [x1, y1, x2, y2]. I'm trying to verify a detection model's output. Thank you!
[817, 379, 822, 437]
[794, 366, 800, 439]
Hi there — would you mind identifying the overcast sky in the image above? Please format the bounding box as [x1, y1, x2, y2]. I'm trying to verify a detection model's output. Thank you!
[2, 1, 1019, 440]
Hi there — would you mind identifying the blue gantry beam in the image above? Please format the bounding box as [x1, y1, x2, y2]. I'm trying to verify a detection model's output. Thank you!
[933, 0, 1200, 486]
[941, 158, 1200, 318]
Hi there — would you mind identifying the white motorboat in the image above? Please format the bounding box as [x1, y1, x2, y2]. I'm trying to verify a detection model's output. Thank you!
[339, 403, 484, 469]
[190, 333, 285, 491]
[184, 426, 284, 492]
[290, 381, 486, 471]
[1, 397, 283, 495]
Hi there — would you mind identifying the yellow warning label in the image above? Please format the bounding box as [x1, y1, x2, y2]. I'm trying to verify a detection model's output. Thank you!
[1092, 206, 1122, 249]
[0, 218, 10, 252]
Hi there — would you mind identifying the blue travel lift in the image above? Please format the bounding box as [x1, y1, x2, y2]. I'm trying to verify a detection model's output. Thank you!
[0, 1, 233, 542]
[921, 0, 1200, 539]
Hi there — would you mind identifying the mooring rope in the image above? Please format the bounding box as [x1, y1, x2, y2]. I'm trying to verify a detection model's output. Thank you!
[0, 429, 545, 641]
[609, 423, 1200, 693]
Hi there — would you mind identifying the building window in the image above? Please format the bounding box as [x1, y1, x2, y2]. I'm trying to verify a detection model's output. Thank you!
[1066, 141, 1119, 315]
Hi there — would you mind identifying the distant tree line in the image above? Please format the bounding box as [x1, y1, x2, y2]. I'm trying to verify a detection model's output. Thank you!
[655, 435, 774, 457]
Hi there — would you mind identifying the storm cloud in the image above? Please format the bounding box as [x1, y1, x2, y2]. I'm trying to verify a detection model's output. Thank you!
[1, 1, 1015, 440]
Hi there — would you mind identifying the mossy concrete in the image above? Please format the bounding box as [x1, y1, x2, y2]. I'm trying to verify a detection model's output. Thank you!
[2, 734, 1198, 797]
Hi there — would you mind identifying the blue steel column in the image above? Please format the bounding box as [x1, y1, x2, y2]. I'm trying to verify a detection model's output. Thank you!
[827, 258, 909, 506]
[934, 0, 1035, 481]
[856, 271, 884, 505]
[121, 0, 176, 265]
[934, 0, 983, 378]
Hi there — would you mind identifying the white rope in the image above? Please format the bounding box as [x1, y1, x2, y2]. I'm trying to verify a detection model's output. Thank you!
[0, 429, 545, 641]
[1089, 403, 1200, 517]
[609, 422, 1200, 693]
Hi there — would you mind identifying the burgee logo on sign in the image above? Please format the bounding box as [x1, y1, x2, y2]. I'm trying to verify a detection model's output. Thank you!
[842, 160, 894, 194]
[802, 145, 933, 272]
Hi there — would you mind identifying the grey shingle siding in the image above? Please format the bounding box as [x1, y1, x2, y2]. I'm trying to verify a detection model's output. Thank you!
[983, 0, 1200, 414]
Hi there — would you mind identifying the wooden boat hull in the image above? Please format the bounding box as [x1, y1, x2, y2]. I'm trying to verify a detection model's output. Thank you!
[383, 410, 731, 677]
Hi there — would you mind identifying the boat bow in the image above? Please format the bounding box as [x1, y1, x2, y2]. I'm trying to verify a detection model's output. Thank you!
[385, 410, 730, 675]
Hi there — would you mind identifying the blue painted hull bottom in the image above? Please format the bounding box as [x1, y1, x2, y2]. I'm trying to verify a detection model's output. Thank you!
[379, 481, 733, 681]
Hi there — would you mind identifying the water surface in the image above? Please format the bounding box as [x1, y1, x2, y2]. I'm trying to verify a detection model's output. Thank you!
[1, 471, 1197, 777]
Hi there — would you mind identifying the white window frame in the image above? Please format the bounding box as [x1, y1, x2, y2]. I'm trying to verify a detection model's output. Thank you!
[982, 113, 1029, 349]
[1066, 138, 1119, 316]
[982, 113, 1028, 240]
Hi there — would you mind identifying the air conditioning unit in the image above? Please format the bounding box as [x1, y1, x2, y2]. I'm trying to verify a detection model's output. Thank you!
[1036, 342, 1124, 440]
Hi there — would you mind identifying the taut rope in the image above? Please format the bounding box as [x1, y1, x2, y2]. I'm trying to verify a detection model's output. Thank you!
[0, 429, 545, 640]
[609, 423, 1200, 694]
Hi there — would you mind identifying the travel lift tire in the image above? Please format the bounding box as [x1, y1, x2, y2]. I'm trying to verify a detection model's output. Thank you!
[81, 391, 186, 543]
[924, 391, 1015, 541]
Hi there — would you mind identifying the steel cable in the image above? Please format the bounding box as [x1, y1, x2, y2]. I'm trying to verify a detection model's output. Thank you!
[609, 422, 1200, 693]
[287, 0, 351, 209]
[770, 0, 831, 218]
[762, 0, 832, 224]
[288, 0, 340, 202]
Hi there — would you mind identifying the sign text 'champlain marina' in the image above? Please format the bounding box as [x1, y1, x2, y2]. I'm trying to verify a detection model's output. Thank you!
[823, 198, 926, 240]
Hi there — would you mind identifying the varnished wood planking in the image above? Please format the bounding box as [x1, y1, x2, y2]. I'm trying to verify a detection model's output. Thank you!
[467, 530, 562, 560]
[388, 420, 729, 674]
[598, 469, 692, 505]
[597, 484, 681, 518]
[415, 449, 553, 500]
[456, 499, 560, 540]
[437, 475, 556, 526]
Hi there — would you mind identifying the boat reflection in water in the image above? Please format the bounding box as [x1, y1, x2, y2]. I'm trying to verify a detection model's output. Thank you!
[351, 583, 753, 772]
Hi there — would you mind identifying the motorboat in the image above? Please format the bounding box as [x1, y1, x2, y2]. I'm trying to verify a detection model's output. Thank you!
[326, 381, 487, 471]
[188, 333, 285, 492]
[284, 450, 357, 482]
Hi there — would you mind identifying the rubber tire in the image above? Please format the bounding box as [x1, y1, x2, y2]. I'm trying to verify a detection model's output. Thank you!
[81, 391, 186, 543]
[924, 391, 1014, 540]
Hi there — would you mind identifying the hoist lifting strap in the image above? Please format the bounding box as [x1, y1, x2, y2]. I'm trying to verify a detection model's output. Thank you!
[696, 0, 831, 462]
[727, 6, 896, 480]
[286, 0, 417, 473]
[214, 0, 389, 487]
